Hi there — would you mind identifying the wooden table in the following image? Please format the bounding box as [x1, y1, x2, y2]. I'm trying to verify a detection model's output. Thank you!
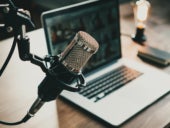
[57, 3, 170, 128]
[0, 3, 170, 128]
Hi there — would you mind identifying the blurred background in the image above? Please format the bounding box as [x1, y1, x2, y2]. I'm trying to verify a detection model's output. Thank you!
[0, 0, 170, 40]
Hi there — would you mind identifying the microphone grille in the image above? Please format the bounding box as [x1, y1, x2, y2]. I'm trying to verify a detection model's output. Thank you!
[77, 31, 99, 53]
[61, 31, 99, 73]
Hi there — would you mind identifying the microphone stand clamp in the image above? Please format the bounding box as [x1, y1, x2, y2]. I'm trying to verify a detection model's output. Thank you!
[0, 0, 86, 125]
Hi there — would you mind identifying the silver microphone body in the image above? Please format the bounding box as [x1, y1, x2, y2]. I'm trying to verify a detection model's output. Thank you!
[27, 31, 99, 118]
[60, 31, 99, 74]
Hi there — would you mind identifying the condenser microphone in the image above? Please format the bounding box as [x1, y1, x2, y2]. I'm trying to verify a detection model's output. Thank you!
[23, 31, 99, 122]
[59, 31, 99, 73]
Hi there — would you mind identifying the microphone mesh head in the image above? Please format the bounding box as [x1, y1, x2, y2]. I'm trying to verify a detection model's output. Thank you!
[61, 31, 99, 74]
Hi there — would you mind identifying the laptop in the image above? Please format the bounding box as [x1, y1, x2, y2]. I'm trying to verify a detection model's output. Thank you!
[41, 0, 170, 126]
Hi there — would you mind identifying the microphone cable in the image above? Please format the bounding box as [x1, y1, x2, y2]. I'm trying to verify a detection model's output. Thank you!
[7, 0, 17, 10]
[0, 36, 17, 76]
[0, 112, 32, 125]
[0, 36, 29, 126]
[0, 118, 26, 125]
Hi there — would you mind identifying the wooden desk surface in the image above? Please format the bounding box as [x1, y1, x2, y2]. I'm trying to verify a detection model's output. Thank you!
[57, 3, 170, 128]
[0, 3, 170, 128]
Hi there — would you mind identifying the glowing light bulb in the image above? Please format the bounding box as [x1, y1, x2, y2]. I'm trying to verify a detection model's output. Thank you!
[132, 0, 151, 44]
[136, 0, 150, 28]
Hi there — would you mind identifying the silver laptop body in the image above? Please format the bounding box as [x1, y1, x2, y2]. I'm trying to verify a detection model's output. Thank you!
[41, 0, 170, 126]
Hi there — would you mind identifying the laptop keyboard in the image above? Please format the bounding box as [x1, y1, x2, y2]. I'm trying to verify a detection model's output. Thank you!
[79, 65, 143, 102]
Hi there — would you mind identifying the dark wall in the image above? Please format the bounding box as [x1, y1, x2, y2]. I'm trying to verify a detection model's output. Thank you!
[0, 0, 130, 40]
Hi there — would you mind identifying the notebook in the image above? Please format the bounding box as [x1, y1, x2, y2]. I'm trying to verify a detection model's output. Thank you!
[41, 0, 170, 126]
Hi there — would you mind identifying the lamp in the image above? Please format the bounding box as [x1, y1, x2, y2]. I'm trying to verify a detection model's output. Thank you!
[132, 0, 150, 45]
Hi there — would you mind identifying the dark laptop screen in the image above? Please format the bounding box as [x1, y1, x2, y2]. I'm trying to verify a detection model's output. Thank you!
[41, 0, 121, 73]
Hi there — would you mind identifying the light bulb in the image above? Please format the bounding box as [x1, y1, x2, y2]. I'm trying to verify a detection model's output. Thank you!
[132, 0, 151, 44]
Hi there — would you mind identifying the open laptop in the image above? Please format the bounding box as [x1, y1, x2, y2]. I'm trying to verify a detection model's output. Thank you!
[41, 0, 170, 126]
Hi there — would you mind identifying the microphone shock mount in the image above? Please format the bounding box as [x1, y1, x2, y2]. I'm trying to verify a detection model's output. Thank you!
[0, 0, 86, 125]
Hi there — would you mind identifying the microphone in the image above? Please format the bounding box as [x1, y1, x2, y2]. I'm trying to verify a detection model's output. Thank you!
[24, 31, 99, 122]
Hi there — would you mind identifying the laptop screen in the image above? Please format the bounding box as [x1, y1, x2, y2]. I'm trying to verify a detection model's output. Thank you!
[41, 0, 121, 74]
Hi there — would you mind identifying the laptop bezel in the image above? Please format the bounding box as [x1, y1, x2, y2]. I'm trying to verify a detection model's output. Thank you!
[41, 0, 122, 74]
[41, 0, 122, 55]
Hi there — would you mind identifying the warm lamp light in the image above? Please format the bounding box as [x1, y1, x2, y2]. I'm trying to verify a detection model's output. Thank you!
[132, 0, 150, 44]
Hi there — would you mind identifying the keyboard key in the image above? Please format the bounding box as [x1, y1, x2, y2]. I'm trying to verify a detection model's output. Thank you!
[79, 65, 142, 102]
